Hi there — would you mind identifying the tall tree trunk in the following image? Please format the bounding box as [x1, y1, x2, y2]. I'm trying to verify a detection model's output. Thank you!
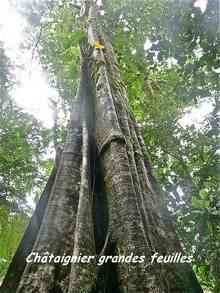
[1, 1, 203, 292]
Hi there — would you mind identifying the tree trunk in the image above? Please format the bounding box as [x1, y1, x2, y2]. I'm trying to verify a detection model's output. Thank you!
[1, 1, 203, 292]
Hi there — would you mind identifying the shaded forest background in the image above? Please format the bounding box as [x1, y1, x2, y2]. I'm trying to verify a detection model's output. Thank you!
[0, 0, 219, 292]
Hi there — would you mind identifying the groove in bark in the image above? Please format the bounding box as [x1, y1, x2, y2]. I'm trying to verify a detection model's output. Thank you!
[68, 54, 96, 293]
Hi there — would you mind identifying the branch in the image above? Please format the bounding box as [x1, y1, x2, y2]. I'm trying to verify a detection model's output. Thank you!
[31, 23, 44, 61]
[70, 3, 81, 10]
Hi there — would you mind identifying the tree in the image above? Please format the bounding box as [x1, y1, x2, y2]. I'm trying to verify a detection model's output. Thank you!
[104, 0, 220, 289]
[0, 41, 50, 210]
[0, 41, 50, 280]
[0, 1, 204, 292]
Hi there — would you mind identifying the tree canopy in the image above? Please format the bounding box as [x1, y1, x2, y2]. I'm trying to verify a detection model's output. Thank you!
[0, 42, 51, 279]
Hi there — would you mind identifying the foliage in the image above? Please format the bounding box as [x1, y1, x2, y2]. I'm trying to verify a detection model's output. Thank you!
[0, 207, 29, 279]
[0, 43, 50, 210]
[0, 42, 51, 280]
